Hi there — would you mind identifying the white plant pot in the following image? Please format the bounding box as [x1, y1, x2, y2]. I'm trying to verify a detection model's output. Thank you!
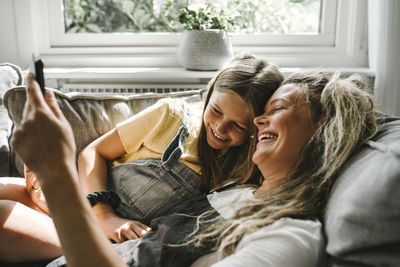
[178, 30, 233, 71]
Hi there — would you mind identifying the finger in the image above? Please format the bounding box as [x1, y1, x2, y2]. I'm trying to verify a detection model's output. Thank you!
[21, 73, 47, 125]
[45, 90, 63, 119]
[121, 228, 139, 240]
[116, 229, 127, 243]
[131, 222, 151, 237]
[134, 221, 152, 233]
[26, 73, 45, 107]
[110, 232, 123, 244]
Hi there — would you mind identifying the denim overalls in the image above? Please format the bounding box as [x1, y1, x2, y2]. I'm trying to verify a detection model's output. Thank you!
[107, 104, 200, 225]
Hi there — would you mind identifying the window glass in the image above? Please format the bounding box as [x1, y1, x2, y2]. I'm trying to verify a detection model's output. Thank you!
[63, 0, 321, 34]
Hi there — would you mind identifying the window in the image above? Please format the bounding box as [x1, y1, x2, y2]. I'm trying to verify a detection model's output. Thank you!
[62, 0, 321, 34]
[28, 0, 368, 68]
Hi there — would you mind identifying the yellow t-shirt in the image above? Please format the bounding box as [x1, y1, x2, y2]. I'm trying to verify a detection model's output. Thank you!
[113, 98, 202, 174]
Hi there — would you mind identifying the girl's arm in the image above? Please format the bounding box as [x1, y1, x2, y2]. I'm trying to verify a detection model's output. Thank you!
[78, 127, 151, 243]
[78, 128, 125, 196]
[11, 74, 127, 267]
[78, 98, 179, 242]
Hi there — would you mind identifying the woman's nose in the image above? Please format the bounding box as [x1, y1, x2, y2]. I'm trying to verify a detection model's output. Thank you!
[254, 115, 268, 128]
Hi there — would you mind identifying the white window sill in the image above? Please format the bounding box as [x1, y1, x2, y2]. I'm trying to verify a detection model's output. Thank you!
[41, 66, 375, 79]
[22, 67, 375, 92]
[36, 66, 375, 79]
[43, 67, 217, 81]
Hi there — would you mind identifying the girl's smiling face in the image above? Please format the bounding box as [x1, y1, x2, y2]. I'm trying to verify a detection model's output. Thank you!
[252, 83, 316, 178]
[203, 90, 252, 150]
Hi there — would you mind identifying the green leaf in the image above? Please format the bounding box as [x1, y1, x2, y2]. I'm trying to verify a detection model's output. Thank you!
[86, 23, 102, 33]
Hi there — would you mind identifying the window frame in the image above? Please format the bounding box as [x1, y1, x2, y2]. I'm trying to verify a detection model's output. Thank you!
[24, 0, 368, 68]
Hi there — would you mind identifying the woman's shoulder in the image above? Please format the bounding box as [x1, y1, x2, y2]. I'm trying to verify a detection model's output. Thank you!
[241, 217, 323, 261]
[243, 217, 323, 245]
[258, 217, 322, 236]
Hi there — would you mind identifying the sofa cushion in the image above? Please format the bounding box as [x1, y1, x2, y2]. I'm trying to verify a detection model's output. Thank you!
[324, 116, 400, 266]
[3, 86, 205, 177]
[0, 63, 24, 177]
[0, 63, 23, 104]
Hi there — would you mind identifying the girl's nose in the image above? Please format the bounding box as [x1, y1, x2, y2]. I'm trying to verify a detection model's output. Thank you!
[215, 121, 228, 134]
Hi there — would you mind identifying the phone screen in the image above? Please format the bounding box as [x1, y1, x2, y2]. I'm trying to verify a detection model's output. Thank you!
[34, 59, 45, 95]
[30, 56, 46, 95]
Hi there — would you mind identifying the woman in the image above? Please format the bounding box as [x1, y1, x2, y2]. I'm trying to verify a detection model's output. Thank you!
[11, 71, 377, 266]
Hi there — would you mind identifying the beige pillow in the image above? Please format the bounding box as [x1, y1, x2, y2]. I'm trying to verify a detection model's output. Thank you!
[3, 86, 205, 176]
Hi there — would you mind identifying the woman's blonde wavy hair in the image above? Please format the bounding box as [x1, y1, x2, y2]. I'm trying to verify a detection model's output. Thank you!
[189, 71, 378, 258]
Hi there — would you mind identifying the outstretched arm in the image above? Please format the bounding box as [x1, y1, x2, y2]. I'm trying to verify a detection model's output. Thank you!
[11, 73, 127, 267]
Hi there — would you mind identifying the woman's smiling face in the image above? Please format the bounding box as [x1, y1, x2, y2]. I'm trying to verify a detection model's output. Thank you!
[252, 83, 316, 177]
[203, 90, 251, 150]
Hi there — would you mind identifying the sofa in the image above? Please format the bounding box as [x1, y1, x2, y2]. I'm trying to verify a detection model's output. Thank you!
[0, 63, 399, 266]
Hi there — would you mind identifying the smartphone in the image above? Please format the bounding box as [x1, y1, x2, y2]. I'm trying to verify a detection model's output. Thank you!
[31, 56, 46, 95]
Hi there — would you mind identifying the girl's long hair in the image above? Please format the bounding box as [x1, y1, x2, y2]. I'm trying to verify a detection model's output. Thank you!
[197, 53, 284, 192]
[191, 72, 378, 257]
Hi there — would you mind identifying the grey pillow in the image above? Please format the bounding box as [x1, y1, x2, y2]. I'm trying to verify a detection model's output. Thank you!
[324, 117, 400, 267]
[3, 86, 205, 176]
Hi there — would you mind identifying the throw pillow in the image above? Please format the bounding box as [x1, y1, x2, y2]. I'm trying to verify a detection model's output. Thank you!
[324, 117, 400, 266]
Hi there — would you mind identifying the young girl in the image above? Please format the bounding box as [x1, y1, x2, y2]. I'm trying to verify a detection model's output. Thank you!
[77, 52, 284, 243]
[0, 53, 284, 262]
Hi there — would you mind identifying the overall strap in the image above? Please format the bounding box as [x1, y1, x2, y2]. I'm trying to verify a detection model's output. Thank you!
[161, 102, 192, 170]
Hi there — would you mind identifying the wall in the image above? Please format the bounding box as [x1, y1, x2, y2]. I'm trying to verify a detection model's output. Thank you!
[0, 0, 20, 66]
[0, 0, 35, 69]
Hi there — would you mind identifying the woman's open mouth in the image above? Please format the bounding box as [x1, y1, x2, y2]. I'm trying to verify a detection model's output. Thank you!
[258, 133, 278, 142]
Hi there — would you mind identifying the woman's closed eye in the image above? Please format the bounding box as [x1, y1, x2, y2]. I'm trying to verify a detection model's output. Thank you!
[269, 106, 285, 114]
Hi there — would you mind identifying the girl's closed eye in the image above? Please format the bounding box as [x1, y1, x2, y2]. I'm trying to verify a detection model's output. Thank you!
[212, 106, 222, 115]
[234, 122, 247, 131]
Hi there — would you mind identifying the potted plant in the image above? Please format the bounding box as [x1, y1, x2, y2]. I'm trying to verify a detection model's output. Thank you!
[177, 4, 238, 71]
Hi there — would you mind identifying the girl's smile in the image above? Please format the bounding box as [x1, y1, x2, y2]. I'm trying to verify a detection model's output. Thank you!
[203, 90, 251, 150]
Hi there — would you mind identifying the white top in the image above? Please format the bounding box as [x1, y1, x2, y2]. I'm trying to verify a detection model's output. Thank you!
[191, 186, 325, 267]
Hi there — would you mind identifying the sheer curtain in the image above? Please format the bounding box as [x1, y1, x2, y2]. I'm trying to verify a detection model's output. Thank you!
[368, 0, 400, 116]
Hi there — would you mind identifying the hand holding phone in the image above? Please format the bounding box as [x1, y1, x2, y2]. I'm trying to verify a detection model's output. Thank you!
[31, 56, 46, 95]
